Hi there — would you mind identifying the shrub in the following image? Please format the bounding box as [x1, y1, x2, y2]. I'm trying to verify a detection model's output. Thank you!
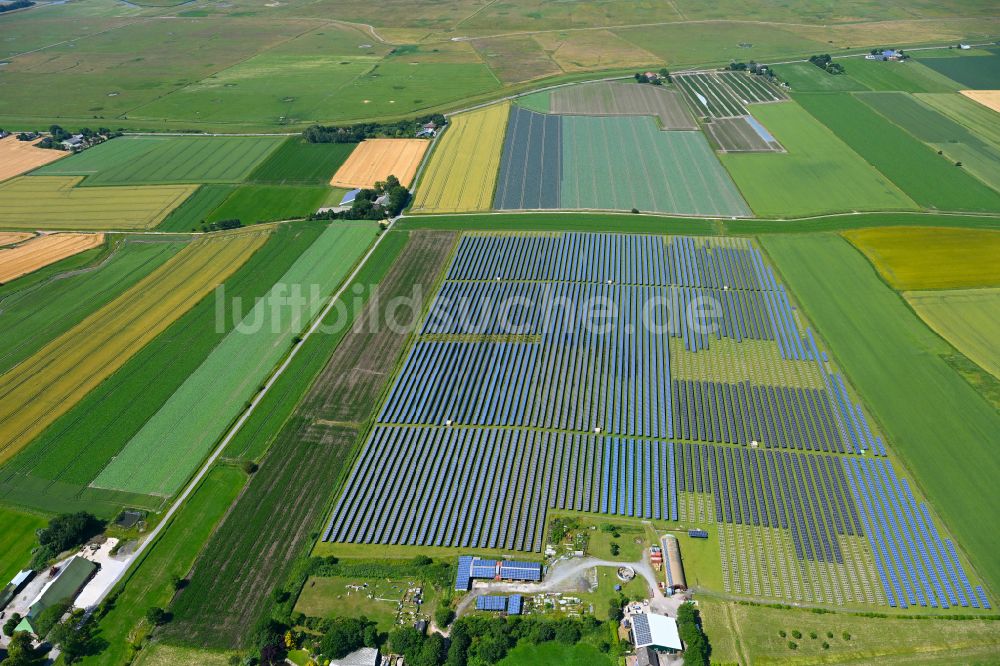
[826, 631, 833, 638]
[809, 631, 817, 639]
[843, 631, 851, 640]
[778, 629, 786, 638]
[822, 642, 830, 650]
[788, 641, 797, 650]
[791, 630, 802, 639]
[435, 606, 455, 628]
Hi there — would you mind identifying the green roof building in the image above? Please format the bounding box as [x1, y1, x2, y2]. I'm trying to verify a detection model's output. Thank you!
[14, 556, 97, 636]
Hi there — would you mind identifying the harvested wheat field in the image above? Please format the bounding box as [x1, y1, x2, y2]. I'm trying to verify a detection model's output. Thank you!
[0, 135, 67, 182]
[329, 139, 429, 188]
[960, 90, 1000, 113]
[0, 232, 34, 247]
[0, 233, 105, 283]
[0, 228, 269, 464]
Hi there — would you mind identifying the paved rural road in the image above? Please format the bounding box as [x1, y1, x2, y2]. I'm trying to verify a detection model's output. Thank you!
[84, 216, 401, 611]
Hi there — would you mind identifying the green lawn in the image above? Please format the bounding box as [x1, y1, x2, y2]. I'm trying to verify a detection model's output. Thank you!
[33, 136, 284, 185]
[795, 93, 1000, 212]
[248, 138, 356, 185]
[0, 505, 46, 584]
[156, 185, 237, 232]
[762, 233, 1000, 600]
[294, 576, 424, 631]
[843, 58, 960, 92]
[78, 466, 246, 666]
[497, 641, 615, 666]
[93, 221, 377, 496]
[206, 184, 331, 225]
[719, 101, 916, 217]
[579, 566, 649, 620]
[775, 62, 869, 91]
[0, 238, 184, 375]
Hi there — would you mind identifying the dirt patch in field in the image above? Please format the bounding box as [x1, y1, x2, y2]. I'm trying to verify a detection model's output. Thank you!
[0, 233, 104, 284]
[329, 138, 429, 188]
[960, 90, 1000, 113]
[0, 135, 67, 182]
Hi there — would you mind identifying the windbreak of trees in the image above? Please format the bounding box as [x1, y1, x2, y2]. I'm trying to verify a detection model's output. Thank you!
[31, 512, 104, 568]
[808, 54, 845, 75]
[0, 0, 34, 13]
[304, 114, 446, 143]
[677, 601, 711, 666]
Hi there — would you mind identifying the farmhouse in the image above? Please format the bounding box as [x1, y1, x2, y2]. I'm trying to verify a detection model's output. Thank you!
[455, 556, 542, 590]
[329, 647, 382, 666]
[61, 134, 84, 150]
[631, 612, 683, 652]
[14, 556, 97, 635]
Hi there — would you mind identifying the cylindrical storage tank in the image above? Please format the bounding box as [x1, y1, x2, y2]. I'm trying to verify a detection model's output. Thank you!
[663, 534, 687, 591]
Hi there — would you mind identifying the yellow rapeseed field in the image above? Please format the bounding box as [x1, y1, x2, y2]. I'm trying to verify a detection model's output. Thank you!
[0, 228, 269, 463]
[0, 176, 196, 230]
[410, 102, 509, 213]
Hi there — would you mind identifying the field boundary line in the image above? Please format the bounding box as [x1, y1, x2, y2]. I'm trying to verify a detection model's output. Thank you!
[84, 218, 397, 611]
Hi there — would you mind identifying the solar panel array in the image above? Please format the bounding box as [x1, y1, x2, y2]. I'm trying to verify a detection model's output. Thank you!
[500, 561, 542, 581]
[508, 594, 523, 615]
[476, 595, 509, 611]
[324, 232, 987, 611]
[324, 427, 678, 551]
[843, 457, 982, 609]
[672, 379, 845, 452]
[631, 613, 653, 646]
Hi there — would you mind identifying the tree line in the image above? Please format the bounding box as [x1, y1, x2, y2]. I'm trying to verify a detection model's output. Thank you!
[0, 0, 34, 13]
[303, 113, 445, 144]
[310, 175, 410, 221]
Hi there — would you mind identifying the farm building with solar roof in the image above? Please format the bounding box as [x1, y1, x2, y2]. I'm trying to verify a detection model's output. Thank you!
[631, 612, 683, 652]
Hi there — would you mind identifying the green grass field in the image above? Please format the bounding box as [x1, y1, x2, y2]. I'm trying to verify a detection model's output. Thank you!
[858, 91, 1000, 193]
[719, 102, 915, 217]
[155, 184, 237, 232]
[0, 237, 184, 375]
[497, 642, 615, 666]
[842, 59, 960, 92]
[93, 221, 377, 497]
[294, 576, 414, 630]
[221, 229, 409, 461]
[775, 62, 870, 91]
[78, 466, 246, 666]
[701, 599, 1000, 665]
[844, 227, 1000, 290]
[0, 505, 46, 584]
[0, 176, 196, 230]
[763, 233, 1000, 601]
[906, 288, 1000, 380]
[916, 48, 1000, 89]
[0, 223, 325, 515]
[249, 138, 357, 185]
[561, 117, 750, 216]
[796, 93, 1000, 212]
[206, 184, 331, 225]
[918, 92, 1000, 148]
[34, 136, 284, 185]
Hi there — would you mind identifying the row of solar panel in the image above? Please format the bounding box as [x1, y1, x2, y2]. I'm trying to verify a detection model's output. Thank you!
[382, 288, 675, 438]
[476, 595, 523, 614]
[844, 457, 990, 610]
[324, 427, 679, 552]
[671, 378, 846, 453]
[445, 234, 775, 290]
[706, 445, 861, 564]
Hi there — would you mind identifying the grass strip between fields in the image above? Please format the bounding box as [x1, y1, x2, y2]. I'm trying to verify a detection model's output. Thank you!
[0, 229, 269, 465]
[762, 233, 1000, 600]
[92, 222, 378, 496]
